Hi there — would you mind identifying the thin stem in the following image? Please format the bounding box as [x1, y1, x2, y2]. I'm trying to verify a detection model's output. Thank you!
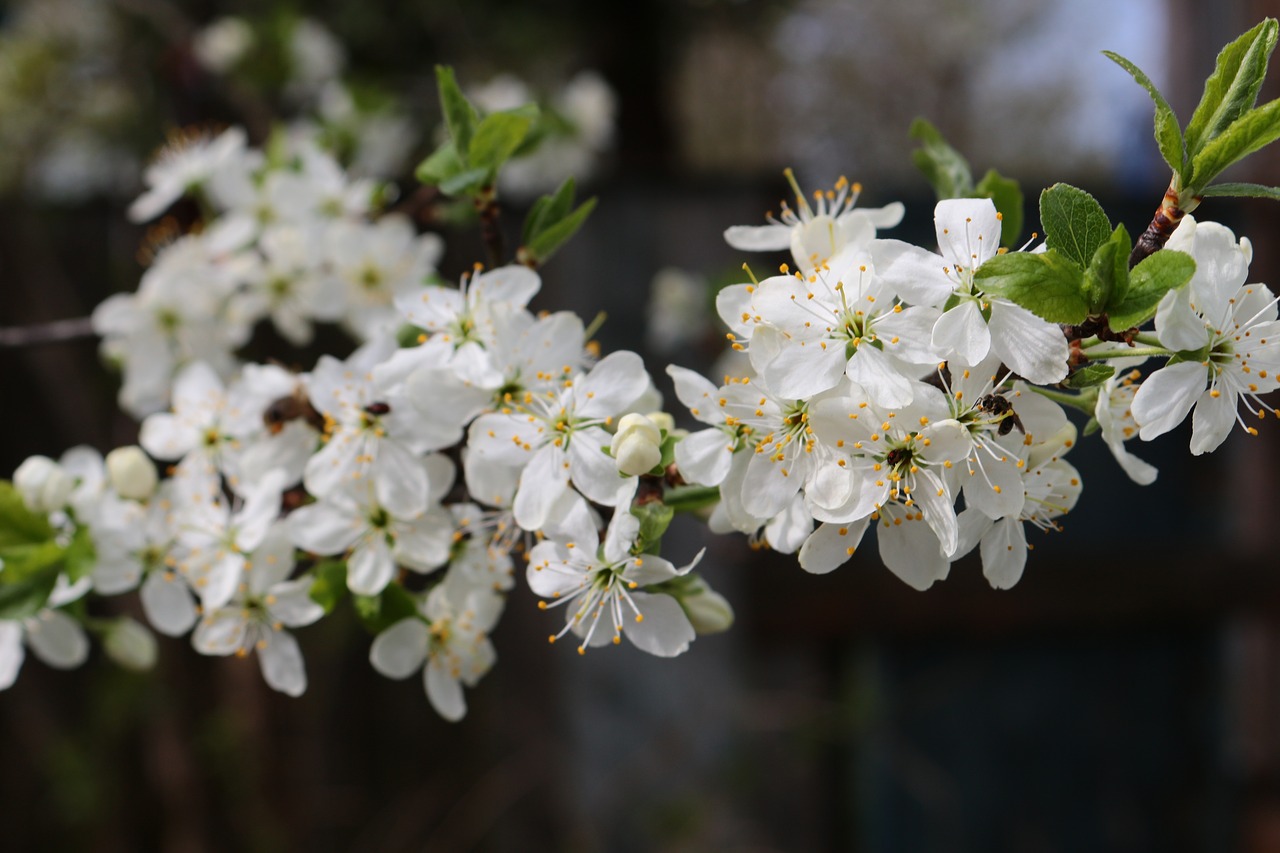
[1029, 385, 1097, 415]
[476, 188, 505, 269]
[1083, 345, 1171, 360]
[0, 317, 96, 347]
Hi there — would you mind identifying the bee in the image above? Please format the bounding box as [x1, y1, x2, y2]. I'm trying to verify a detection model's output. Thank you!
[975, 392, 1024, 437]
[263, 387, 325, 434]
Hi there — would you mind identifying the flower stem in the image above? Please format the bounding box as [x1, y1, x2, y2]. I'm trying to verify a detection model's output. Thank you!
[1029, 385, 1097, 415]
[1083, 345, 1171, 360]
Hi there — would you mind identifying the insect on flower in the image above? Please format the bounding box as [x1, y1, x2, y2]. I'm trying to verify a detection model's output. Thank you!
[975, 391, 1024, 437]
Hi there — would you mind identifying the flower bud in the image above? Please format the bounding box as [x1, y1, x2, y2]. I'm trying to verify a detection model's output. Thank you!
[103, 617, 158, 672]
[611, 413, 663, 476]
[106, 446, 158, 500]
[644, 411, 675, 434]
[681, 585, 734, 634]
[13, 455, 73, 513]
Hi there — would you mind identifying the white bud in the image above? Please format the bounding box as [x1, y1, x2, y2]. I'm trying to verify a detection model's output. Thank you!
[611, 414, 663, 476]
[103, 617, 158, 672]
[193, 17, 255, 74]
[681, 585, 734, 634]
[644, 411, 675, 434]
[13, 455, 73, 513]
[106, 446, 158, 500]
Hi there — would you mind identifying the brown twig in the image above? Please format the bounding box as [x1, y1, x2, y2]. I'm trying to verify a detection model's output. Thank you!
[0, 316, 96, 346]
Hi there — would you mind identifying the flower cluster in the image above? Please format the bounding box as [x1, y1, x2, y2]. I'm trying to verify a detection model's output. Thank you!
[96, 126, 439, 416]
[8, 19, 1280, 722]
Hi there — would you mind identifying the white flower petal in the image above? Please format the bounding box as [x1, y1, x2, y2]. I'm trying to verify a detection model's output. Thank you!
[348, 536, 396, 596]
[425, 658, 467, 721]
[1133, 361, 1206, 440]
[987, 301, 1069, 385]
[26, 610, 89, 669]
[370, 618, 429, 679]
[258, 629, 307, 697]
[140, 572, 199, 637]
[798, 519, 870, 574]
[0, 622, 25, 689]
[1189, 386, 1237, 455]
[192, 608, 247, 655]
[980, 517, 1028, 590]
[932, 301, 991, 365]
[724, 224, 791, 251]
[623, 592, 695, 657]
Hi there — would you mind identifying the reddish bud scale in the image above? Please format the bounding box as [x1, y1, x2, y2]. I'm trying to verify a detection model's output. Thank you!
[1129, 186, 1191, 269]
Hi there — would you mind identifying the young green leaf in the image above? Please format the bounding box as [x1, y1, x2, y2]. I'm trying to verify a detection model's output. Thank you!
[435, 66, 478, 158]
[0, 561, 60, 621]
[437, 166, 491, 197]
[415, 141, 465, 186]
[1063, 363, 1116, 390]
[353, 582, 419, 635]
[632, 501, 675, 555]
[468, 106, 538, 172]
[309, 560, 349, 614]
[1102, 50, 1185, 175]
[1190, 97, 1280, 188]
[1184, 18, 1279, 158]
[525, 197, 597, 264]
[0, 482, 54, 549]
[909, 118, 974, 200]
[1084, 224, 1131, 314]
[62, 526, 96, 583]
[973, 249, 1089, 324]
[522, 177, 577, 246]
[1106, 249, 1195, 330]
[974, 168, 1024, 247]
[1198, 181, 1280, 200]
[1039, 183, 1113, 269]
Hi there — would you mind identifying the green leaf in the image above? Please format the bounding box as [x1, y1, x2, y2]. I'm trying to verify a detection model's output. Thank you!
[62, 526, 96, 583]
[0, 537, 66, 620]
[522, 177, 577, 246]
[1039, 183, 1112, 269]
[631, 501, 675, 556]
[1103, 50, 1185, 175]
[1082, 417, 1101, 436]
[1063, 363, 1116, 390]
[974, 168, 1023, 247]
[909, 118, 974, 200]
[353, 582, 420, 635]
[1191, 98, 1280, 187]
[435, 65, 478, 159]
[1199, 181, 1280, 200]
[654, 432, 678, 474]
[308, 560, 348, 614]
[525, 197, 597, 264]
[0, 562, 60, 620]
[1084, 224, 1131, 314]
[438, 166, 491, 197]
[662, 484, 721, 514]
[0, 482, 54, 549]
[1107, 249, 1196, 330]
[973, 249, 1089, 324]
[468, 106, 538, 172]
[415, 141, 465, 186]
[1184, 19, 1279, 159]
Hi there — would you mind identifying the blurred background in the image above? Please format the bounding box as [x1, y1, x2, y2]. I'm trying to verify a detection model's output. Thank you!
[2, 0, 1280, 850]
